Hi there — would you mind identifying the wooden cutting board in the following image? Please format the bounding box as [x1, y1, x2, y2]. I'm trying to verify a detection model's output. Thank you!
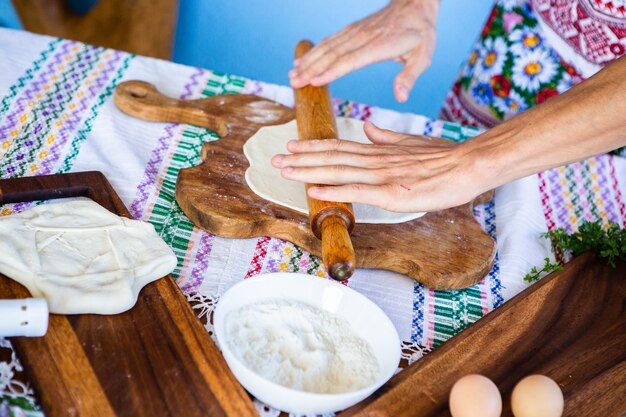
[114, 80, 496, 290]
[338, 251, 626, 417]
[0, 172, 257, 417]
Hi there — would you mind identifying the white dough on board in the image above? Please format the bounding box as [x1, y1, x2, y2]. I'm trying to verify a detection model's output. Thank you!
[243, 117, 426, 224]
[0, 199, 177, 315]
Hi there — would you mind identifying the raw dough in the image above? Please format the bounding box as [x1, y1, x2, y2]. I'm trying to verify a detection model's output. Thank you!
[243, 117, 425, 224]
[0, 199, 177, 315]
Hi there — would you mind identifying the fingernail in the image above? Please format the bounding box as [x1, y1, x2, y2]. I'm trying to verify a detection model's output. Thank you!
[271, 155, 284, 166]
[286, 140, 300, 151]
[396, 85, 408, 102]
[308, 186, 322, 198]
[310, 76, 324, 86]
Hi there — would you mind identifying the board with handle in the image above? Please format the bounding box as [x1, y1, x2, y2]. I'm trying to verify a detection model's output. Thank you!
[114, 80, 496, 289]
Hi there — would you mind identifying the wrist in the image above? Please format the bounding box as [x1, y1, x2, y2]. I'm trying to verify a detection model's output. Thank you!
[455, 128, 519, 195]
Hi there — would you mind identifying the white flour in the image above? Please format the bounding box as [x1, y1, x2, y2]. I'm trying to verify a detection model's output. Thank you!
[224, 299, 380, 394]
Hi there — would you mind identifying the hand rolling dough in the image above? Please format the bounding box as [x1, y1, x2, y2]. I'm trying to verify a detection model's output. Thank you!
[0, 199, 177, 315]
[243, 117, 425, 224]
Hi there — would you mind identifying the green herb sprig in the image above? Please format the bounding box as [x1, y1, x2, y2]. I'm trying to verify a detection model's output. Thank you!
[524, 257, 562, 283]
[523, 220, 626, 283]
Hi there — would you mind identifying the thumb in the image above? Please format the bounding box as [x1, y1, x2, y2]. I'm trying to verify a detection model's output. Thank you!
[364, 122, 408, 144]
[393, 48, 432, 102]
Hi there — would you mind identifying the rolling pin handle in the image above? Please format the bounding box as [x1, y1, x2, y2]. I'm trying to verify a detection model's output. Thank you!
[295, 40, 315, 59]
[320, 215, 356, 281]
[329, 263, 353, 281]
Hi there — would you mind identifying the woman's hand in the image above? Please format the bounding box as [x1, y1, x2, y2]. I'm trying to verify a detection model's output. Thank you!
[271, 122, 492, 213]
[278, 57, 626, 214]
[289, 0, 440, 103]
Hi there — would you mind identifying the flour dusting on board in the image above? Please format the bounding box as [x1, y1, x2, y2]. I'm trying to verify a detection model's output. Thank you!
[245, 100, 288, 123]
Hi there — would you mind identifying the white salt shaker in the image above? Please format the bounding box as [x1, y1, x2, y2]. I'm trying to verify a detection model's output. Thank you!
[0, 298, 49, 337]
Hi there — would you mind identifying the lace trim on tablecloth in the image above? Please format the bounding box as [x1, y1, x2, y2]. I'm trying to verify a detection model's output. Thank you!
[0, 338, 43, 417]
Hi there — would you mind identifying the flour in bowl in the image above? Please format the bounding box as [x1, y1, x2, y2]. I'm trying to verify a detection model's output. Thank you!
[224, 299, 380, 394]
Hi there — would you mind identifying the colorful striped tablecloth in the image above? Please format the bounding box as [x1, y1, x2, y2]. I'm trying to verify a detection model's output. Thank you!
[0, 28, 624, 417]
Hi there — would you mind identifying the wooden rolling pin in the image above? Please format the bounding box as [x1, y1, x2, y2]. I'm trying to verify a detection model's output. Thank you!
[293, 40, 356, 281]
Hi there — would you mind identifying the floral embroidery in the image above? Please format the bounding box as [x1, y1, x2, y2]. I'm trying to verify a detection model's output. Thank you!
[500, 0, 526, 12]
[440, 0, 598, 127]
[509, 27, 545, 55]
[478, 37, 509, 81]
[472, 82, 494, 105]
[489, 75, 511, 97]
[493, 89, 528, 116]
[536, 86, 559, 104]
[511, 49, 559, 93]
[556, 71, 576, 93]
[503, 11, 524, 31]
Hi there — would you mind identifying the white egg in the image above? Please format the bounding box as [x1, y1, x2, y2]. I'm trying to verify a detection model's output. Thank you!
[449, 374, 502, 417]
[511, 374, 564, 417]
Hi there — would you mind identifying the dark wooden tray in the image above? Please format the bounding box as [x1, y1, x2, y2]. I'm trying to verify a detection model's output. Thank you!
[0, 172, 257, 417]
[2, 173, 624, 417]
[338, 251, 626, 417]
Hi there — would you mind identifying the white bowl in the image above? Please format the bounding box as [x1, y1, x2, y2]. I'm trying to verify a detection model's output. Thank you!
[214, 272, 401, 414]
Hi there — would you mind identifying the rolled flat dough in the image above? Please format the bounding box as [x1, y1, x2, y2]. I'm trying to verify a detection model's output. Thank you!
[243, 117, 425, 224]
[0, 199, 177, 315]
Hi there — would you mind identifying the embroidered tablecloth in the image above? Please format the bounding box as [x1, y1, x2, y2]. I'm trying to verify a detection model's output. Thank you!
[0, 28, 624, 417]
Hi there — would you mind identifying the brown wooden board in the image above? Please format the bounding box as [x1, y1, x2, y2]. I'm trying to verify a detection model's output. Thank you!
[337, 252, 626, 417]
[0, 172, 257, 417]
[115, 81, 496, 290]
